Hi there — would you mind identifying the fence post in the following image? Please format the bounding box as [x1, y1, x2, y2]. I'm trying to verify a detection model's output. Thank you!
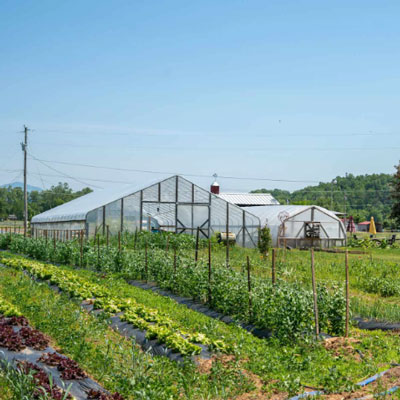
[345, 249, 350, 337]
[247, 256, 252, 320]
[310, 248, 320, 338]
[208, 239, 212, 304]
[195, 226, 200, 263]
[53, 235, 56, 251]
[272, 248, 276, 285]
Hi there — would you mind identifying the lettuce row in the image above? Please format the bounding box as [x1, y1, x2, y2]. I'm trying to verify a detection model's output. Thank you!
[0, 254, 229, 356]
[0, 294, 22, 317]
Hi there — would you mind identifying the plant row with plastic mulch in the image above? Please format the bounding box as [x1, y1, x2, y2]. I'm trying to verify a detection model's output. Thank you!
[0, 234, 346, 341]
[0, 294, 123, 400]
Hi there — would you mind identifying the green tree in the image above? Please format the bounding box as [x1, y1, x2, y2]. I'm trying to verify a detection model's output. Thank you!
[390, 162, 400, 227]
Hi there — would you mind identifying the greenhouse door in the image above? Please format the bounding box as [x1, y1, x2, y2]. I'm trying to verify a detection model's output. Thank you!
[177, 204, 210, 238]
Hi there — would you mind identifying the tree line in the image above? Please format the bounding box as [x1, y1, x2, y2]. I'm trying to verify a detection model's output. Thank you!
[252, 170, 399, 228]
[0, 183, 92, 221]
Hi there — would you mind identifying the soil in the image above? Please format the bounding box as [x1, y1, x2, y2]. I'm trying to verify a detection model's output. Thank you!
[323, 337, 362, 361]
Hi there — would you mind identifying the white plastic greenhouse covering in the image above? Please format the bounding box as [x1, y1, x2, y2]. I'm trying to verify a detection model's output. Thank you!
[242, 205, 346, 248]
[31, 175, 261, 248]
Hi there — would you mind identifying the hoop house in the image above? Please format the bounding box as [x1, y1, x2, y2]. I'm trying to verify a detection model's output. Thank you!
[243, 205, 346, 248]
[31, 175, 260, 247]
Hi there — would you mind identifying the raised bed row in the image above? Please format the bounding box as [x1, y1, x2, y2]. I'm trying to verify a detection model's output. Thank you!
[0, 253, 229, 362]
[0, 294, 123, 400]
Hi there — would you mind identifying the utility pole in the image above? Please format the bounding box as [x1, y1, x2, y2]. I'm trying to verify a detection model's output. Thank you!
[331, 178, 337, 210]
[21, 125, 29, 237]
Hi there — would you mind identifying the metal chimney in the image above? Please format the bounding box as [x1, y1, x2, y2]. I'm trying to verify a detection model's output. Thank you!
[210, 173, 220, 194]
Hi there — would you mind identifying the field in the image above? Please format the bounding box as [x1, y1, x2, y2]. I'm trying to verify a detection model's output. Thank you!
[1, 232, 400, 399]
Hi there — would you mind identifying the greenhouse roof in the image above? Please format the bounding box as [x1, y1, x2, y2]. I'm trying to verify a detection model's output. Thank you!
[218, 192, 279, 206]
[242, 205, 340, 227]
[31, 178, 163, 223]
[31, 175, 261, 225]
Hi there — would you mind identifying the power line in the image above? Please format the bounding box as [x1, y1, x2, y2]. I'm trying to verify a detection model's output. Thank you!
[28, 155, 322, 184]
[30, 141, 400, 152]
[30, 155, 103, 189]
[23, 128, 400, 138]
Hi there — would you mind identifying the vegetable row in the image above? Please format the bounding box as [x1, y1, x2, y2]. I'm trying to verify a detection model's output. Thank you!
[0, 234, 347, 340]
[0, 253, 229, 356]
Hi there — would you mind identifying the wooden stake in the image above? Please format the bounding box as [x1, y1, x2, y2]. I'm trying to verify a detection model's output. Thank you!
[226, 236, 230, 268]
[145, 240, 148, 282]
[53, 235, 56, 251]
[208, 240, 212, 304]
[310, 248, 320, 338]
[283, 239, 287, 262]
[247, 256, 252, 320]
[106, 225, 109, 247]
[165, 235, 169, 253]
[195, 226, 200, 263]
[345, 249, 350, 337]
[97, 235, 100, 268]
[134, 228, 138, 250]
[80, 231, 83, 267]
[173, 248, 177, 275]
[272, 248, 276, 285]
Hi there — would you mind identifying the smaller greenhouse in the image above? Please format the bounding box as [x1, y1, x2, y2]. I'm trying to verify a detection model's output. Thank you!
[31, 175, 261, 248]
[242, 205, 346, 248]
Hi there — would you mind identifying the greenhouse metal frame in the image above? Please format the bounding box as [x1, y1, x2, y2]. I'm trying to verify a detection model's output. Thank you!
[31, 175, 261, 248]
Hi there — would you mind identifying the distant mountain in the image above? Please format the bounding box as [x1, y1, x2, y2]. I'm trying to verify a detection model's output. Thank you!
[0, 182, 43, 192]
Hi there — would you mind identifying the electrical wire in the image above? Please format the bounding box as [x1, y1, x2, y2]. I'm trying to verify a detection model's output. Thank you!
[20, 128, 400, 138]
[29, 155, 103, 189]
[28, 155, 396, 190]
[26, 155, 324, 184]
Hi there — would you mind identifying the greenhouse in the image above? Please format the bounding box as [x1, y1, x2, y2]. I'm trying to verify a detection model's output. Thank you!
[31, 175, 261, 247]
[243, 205, 346, 248]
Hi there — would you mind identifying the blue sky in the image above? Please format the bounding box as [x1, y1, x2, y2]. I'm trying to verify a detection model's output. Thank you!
[0, 0, 399, 194]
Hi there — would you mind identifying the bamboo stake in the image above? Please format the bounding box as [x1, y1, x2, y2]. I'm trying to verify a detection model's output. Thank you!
[173, 248, 177, 275]
[345, 249, 350, 337]
[165, 235, 169, 253]
[80, 231, 83, 267]
[134, 228, 138, 250]
[145, 240, 148, 282]
[247, 256, 252, 320]
[283, 239, 287, 262]
[195, 226, 199, 263]
[310, 248, 320, 338]
[208, 240, 212, 304]
[97, 235, 100, 269]
[272, 248, 276, 285]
